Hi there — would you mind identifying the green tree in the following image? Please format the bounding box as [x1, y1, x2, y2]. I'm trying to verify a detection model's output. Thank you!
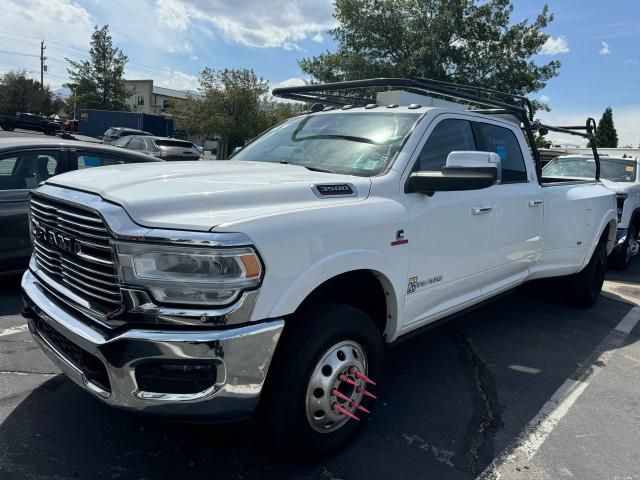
[66, 25, 130, 111]
[299, 0, 560, 96]
[0, 70, 64, 115]
[168, 68, 302, 158]
[592, 107, 618, 148]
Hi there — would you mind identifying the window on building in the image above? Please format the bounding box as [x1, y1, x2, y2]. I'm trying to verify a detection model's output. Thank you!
[137, 95, 145, 106]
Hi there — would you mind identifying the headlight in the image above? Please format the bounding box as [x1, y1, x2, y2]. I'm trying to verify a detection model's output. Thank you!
[116, 242, 262, 306]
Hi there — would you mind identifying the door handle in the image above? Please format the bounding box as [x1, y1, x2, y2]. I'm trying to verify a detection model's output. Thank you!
[529, 199, 544, 207]
[471, 206, 492, 215]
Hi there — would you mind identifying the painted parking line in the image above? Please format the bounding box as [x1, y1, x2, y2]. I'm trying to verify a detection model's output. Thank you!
[0, 324, 29, 337]
[479, 303, 640, 479]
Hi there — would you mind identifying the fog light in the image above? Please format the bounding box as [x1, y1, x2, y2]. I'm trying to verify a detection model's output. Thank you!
[135, 362, 218, 394]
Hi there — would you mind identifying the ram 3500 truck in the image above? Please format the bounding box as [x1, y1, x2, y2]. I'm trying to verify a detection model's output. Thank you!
[21, 79, 616, 456]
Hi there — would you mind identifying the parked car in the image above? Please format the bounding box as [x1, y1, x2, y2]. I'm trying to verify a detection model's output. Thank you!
[21, 78, 616, 457]
[102, 127, 152, 144]
[0, 138, 163, 276]
[64, 119, 79, 132]
[543, 154, 640, 268]
[0, 113, 60, 135]
[115, 135, 202, 160]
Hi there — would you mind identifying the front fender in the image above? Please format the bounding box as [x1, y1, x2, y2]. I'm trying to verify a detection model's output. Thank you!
[268, 249, 403, 338]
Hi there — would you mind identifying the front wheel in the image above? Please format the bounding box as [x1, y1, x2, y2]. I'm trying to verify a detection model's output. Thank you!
[259, 303, 384, 458]
[569, 239, 607, 308]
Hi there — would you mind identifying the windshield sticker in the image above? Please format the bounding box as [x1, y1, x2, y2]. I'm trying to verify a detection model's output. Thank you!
[626, 166, 634, 172]
[495, 145, 507, 160]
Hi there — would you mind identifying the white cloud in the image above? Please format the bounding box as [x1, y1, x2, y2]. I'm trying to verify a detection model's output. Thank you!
[539, 95, 550, 104]
[537, 107, 640, 148]
[540, 36, 570, 55]
[599, 41, 611, 55]
[312, 33, 324, 43]
[273, 77, 307, 89]
[126, 67, 200, 92]
[157, 0, 191, 32]
[153, 0, 335, 49]
[0, 0, 93, 49]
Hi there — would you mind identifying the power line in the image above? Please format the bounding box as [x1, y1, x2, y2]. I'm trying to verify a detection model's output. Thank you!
[0, 49, 40, 58]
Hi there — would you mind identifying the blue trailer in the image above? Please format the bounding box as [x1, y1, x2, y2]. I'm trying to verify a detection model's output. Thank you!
[78, 110, 174, 139]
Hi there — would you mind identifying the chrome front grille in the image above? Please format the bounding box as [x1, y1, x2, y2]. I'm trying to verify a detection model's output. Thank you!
[30, 194, 122, 315]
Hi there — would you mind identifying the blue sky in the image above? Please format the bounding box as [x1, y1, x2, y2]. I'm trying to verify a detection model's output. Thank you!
[1, 0, 639, 145]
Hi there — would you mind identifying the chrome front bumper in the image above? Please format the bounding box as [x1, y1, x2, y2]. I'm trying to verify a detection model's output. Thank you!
[22, 269, 284, 420]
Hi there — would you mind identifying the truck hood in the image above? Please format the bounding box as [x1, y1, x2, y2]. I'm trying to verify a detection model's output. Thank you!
[46, 161, 371, 231]
[599, 178, 631, 194]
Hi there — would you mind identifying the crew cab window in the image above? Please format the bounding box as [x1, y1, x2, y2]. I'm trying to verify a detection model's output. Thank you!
[77, 152, 130, 169]
[472, 123, 527, 183]
[414, 119, 476, 171]
[0, 151, 60, 190]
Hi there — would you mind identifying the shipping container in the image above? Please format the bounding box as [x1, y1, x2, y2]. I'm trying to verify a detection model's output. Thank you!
[78, 109, 174, 139]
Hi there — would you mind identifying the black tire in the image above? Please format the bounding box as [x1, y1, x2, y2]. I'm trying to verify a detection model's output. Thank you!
[569, 238, 607, 308]
[259, 303, 384, 458]
[610, 224, 636, 270]
[0, 123, 14, 131]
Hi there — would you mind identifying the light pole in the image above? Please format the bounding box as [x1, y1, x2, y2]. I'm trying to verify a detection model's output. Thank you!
[73, 87, 77, 121]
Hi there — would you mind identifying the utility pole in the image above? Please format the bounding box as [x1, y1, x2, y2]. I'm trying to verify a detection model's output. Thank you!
[40, 40, 47, 88]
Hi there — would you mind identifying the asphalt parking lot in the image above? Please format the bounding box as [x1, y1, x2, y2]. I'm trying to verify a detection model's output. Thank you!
[1, 262, 639, 480]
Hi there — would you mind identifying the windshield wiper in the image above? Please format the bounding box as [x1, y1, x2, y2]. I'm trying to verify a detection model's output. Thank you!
[292, 134, 384, 145]
[279, 161, 338, 174]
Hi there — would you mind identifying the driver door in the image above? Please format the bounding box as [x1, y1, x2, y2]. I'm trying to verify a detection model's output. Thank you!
[401, 115, 493, 330]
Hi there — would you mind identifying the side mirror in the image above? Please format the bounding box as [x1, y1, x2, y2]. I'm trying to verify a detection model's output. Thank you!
[406, 151, 500, 194]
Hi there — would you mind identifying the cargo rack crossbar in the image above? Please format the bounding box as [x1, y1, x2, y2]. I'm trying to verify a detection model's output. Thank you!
[272, 77, 601, 180]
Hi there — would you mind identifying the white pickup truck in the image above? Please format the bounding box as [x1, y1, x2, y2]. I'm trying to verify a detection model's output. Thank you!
[543, 154, 640, 269]
[21, 79, 616, 457]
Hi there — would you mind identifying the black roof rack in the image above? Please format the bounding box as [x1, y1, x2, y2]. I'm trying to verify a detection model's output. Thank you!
[272, 78, 601, 180]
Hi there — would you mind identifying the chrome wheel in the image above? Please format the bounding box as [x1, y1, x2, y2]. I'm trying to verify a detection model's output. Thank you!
[305, 340, 370, 433]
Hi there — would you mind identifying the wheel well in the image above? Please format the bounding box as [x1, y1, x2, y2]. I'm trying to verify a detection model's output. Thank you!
[295, 270, 392, 336]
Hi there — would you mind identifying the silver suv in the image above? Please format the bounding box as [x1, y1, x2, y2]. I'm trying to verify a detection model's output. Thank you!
[115, 135, 202, 161]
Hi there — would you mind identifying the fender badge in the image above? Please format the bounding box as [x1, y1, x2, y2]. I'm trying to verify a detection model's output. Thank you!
[391, 229, 408, 246]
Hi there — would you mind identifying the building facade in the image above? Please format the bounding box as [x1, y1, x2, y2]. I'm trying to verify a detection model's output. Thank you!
[122, 80, 193, 116]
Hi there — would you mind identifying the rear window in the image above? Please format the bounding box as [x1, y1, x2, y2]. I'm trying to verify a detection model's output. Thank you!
[543, 158, 636, 182]
[155, 140, 194, 148]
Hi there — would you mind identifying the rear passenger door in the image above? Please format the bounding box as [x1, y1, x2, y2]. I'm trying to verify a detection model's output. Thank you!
[473, 120, 544, 290]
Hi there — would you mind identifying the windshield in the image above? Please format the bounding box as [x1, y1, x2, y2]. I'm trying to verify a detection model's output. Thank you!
[543, 157, 637, 182]
[232, 112, 421, 176]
